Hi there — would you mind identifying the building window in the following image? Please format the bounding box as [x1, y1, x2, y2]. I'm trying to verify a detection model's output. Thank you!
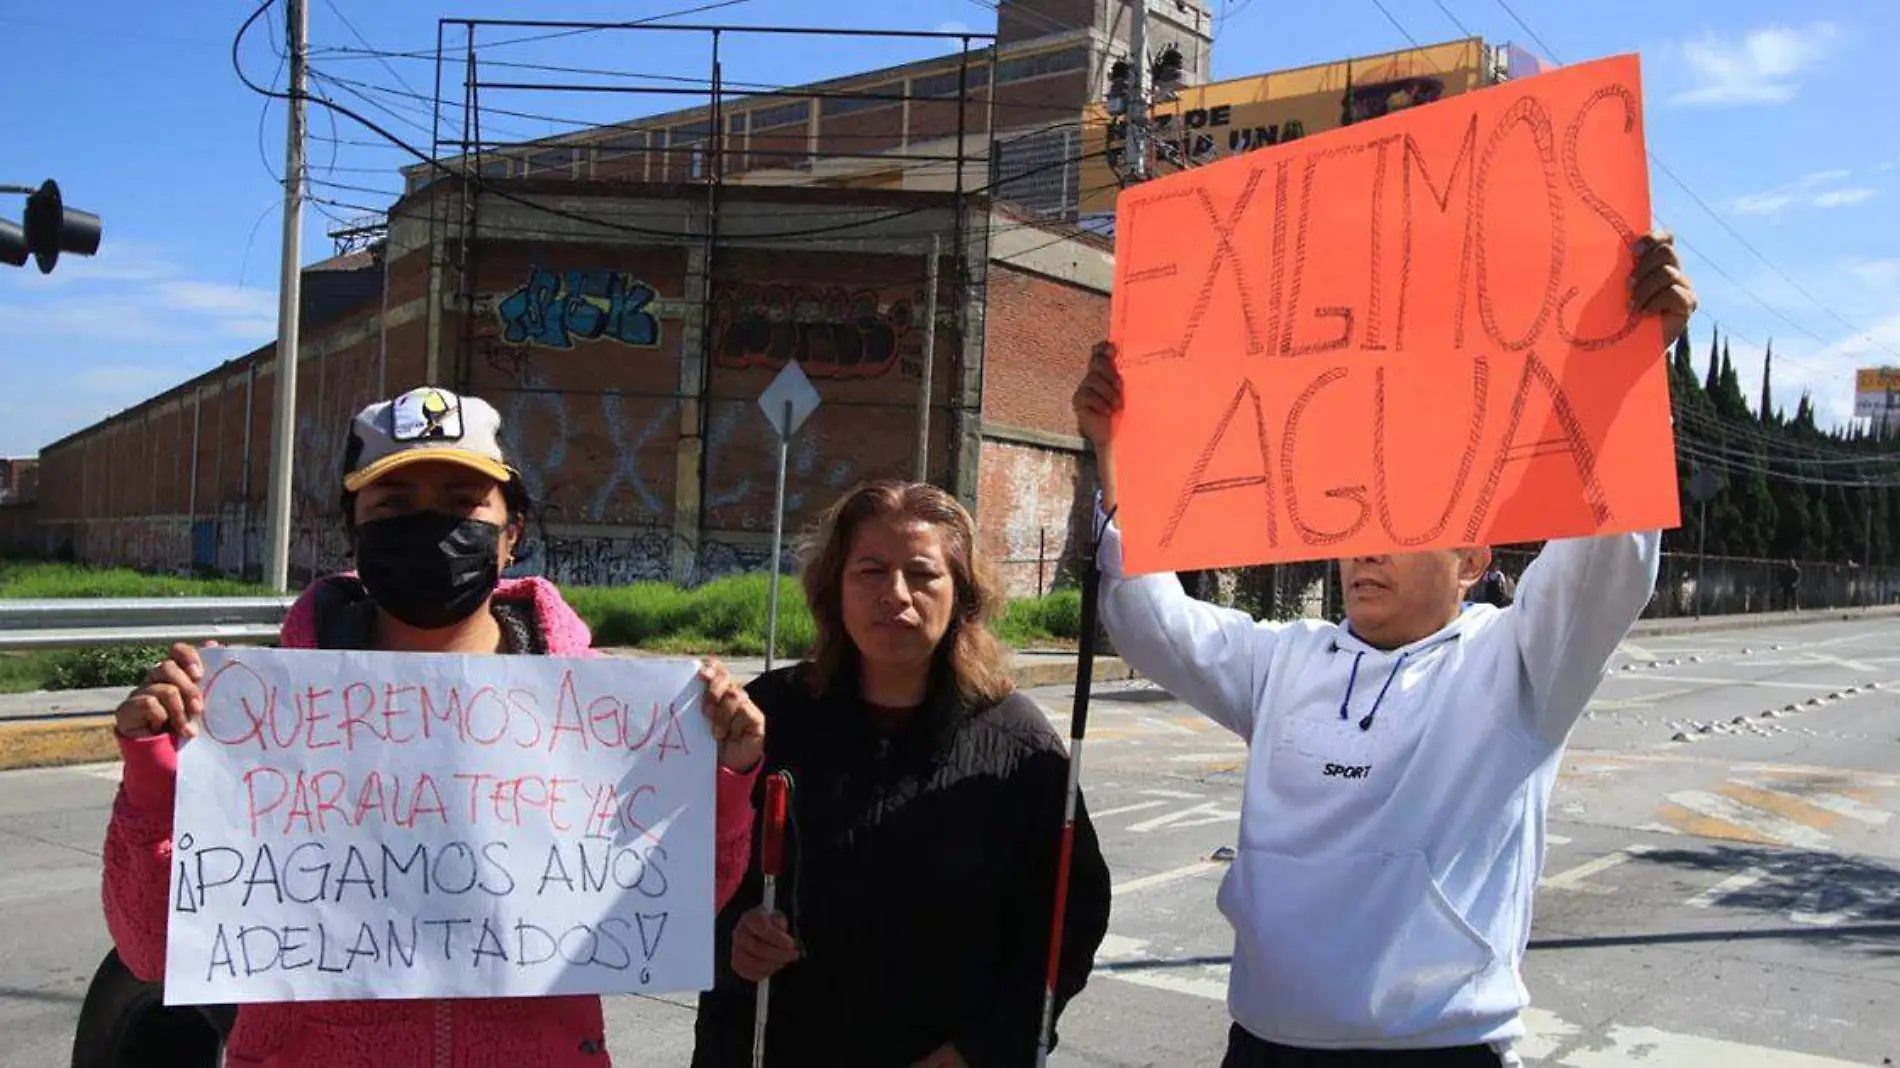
[526, 147, 577, 175]
[821, 85, 900, 118]
[995, 47, 1088, 84]
[750, 100, 811, 129]
[596, 128, 648, 156]
[910, 65, 990, 99]
[672, 121, 713, 143]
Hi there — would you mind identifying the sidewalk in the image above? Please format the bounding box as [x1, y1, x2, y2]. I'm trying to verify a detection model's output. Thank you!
[3, 604, 1894, 773]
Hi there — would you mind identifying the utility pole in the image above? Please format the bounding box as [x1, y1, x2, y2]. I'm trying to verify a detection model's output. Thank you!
[913, 234, 941, 482]
[264, 0, 307, 592]
[1126, 0, 1150, 182]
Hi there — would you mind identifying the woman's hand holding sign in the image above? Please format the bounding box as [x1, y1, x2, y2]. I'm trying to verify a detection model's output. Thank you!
[699, 657, 765, 773]
[1631, 228, 1696, 349]
[115, 642, 207, 741]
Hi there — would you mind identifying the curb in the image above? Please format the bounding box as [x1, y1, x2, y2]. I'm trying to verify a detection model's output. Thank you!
[0, 715, 119, 772]
[1630, 606, 1900, 638]
[1010, 655, 1137, 690]
[0, 656, 1139, 774]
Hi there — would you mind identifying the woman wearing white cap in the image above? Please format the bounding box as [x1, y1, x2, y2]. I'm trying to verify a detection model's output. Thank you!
[98, 386, 767, 1066]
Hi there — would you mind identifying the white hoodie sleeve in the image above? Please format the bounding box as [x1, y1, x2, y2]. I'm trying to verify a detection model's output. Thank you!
[1095, 503, 1281, 738]
[1510, 530, 1663, 744]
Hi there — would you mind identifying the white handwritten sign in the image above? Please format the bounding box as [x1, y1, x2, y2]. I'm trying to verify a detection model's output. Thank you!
[163, 648, 715, 1005]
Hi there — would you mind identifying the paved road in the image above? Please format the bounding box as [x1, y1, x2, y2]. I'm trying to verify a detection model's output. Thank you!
[2, 618, 1896, 1066]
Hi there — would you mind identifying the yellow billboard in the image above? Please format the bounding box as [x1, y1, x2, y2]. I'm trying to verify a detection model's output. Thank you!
[1855, 367, 1900, 417]
[1079, 38, 1491, 216]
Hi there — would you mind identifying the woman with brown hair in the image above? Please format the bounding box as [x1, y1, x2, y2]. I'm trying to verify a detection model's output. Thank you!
[691, 479, 1113, 1068]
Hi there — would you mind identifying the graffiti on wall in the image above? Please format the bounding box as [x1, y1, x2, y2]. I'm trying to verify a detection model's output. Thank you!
[497, 266, 662, 350]
[502, 381, 679, 524]
[530, 531, 785, 588]
[713, 283, 919, 378]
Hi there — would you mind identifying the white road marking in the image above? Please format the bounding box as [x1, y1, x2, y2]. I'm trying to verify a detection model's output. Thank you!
[1166, 751, 1247, 763]
[1545, 834, 1573, 845]
[1140, 789, 1208, 800]
[1523, 1010, 1873, 1066]
[1538, 846, 1654, 893]
[1112, 861, 1226, 897]
[1094, 948, 1867, 1065]
[1093, 799, 1172, 819]
[1129, 802, 1241, 833]
[1684, 867, 1768, 910]
[1744, 786, 1893, 826]
[1664, 790, 1835, 849]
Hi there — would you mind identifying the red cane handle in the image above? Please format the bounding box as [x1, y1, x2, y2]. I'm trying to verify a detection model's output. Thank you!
[761, 772, 789, 876]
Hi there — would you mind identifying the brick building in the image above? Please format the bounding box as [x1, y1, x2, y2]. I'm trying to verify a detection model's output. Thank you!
[29, 182, 1110, 594]
[0, 458, 36, 505]
[415, 0, 1216, 220]
[22, 1, 1206, 592]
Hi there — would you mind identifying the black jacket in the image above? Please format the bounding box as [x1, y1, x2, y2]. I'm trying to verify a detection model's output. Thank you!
[692, 665, 1112, 1068]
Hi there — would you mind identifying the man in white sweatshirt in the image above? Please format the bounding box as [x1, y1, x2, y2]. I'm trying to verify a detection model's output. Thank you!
[1071, 231, 1697, 1067]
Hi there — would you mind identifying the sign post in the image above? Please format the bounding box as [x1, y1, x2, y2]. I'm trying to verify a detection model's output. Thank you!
[1687, 467, 1721, 618]
[757, 361, 821, 670]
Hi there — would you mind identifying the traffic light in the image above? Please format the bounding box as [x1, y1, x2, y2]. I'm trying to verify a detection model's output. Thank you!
[1151, 45, 1184, 100]
[0, 180, 102, 274]
[1106, 58, 1131, 116]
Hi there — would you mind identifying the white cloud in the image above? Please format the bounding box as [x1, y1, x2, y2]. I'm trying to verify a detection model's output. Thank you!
[1702, 254, 1900, 430]
[1846, 257, 1900, 291]
[1729, 169, 1879, 217]
[1672, 23, 1837, 106]
[153, 280, 276, 318]
[11, 241, 179, 287]
[935, 20, 973, 35]
[1813, 188, 1878, 208]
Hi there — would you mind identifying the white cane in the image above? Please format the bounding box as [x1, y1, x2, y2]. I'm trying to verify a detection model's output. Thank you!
[751, 771, 791, 1068]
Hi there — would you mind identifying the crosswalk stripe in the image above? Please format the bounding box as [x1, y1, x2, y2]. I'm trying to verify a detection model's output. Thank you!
[1518, 1010, 1870, 1067]
[1714, 782, 1845, 833]
[1660, 790, 1834, 849]
[1752, 786, 1893, 826]
[1093, 940, 1865, 1065]
[1539, 846, 1654, 893]
[1093, 799, 1171, 819]
[1683, 867, 1768, 910]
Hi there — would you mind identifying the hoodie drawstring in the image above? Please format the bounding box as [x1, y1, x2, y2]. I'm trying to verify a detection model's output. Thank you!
[1339, 650, 1411, 732]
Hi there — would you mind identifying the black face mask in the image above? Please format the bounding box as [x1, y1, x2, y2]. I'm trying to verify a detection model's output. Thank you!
[355, 511, 503, 630]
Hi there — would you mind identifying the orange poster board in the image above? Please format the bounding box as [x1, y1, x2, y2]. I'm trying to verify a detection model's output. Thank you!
[1108, 54, 1680, 575]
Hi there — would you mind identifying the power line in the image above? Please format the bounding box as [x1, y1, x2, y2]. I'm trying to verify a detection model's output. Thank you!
[302, 0, 759, 63]
[318, 0, 427, 103]
[1488, 0, 1563, 67]
[1367, 0, 1423, 49]
[237, 5, 1051, 244]
[1484, 0, 1900, 363]
[1428, 0, 1475, 38]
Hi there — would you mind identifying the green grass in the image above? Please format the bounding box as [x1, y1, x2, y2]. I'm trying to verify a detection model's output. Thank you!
[997, 588, 1085, 647]
[0, 560, 266, 599]
[566, 573, 817, 658]
[0, 561, 1082, 692]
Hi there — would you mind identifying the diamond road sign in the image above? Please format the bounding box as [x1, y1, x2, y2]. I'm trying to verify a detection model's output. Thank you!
[758, 359, 821, 439]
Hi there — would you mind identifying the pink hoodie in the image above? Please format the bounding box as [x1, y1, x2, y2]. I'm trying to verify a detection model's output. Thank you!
[101, 576, 758, 1067]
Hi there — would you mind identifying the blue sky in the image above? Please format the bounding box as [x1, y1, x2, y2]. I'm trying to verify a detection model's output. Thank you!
[0, 0, 1895, 456]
